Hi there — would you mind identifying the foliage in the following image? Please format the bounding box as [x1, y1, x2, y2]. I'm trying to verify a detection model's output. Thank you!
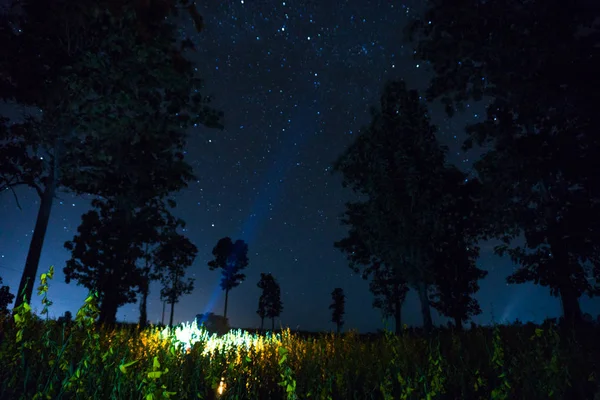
[0, 0, 223, 310]
[1, 268, 599, 400]
[429, 168, 488, 329]
[329, 287, 346, 333]
[370, 263, 410, 333]
[256, 273, 272, 329]
[157, 225, 197, 326]
[63, 197, 185, 324]
[208, 237, 249, 319]
[333, 79, 459, 332]
[257, 273, 284, 331]
[406, 0, 600, 329]
[0, 276, 15, 316]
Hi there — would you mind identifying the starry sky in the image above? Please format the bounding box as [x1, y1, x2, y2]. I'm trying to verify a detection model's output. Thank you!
[1, 0, 599, 333]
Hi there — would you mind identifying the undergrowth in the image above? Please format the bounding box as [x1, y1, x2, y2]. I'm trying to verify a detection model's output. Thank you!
[1, 266, 599, 399]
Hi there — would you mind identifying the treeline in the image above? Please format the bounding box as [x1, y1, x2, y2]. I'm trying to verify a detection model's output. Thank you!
[1, 0, 599, 338]
[332, 0, 600, 336]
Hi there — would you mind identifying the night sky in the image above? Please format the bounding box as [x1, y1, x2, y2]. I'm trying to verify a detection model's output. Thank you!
[1, 0, 599, 333]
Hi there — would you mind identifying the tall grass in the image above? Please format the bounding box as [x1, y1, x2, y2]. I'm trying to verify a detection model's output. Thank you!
[1, 266, 599, 399]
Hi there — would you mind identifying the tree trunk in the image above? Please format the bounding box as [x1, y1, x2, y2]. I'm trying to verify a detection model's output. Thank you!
[336, 323, 340, 334]
[14, 175, 55, 310]
[224, 288, 229, 319]
[394, 290, 403, 335]
[98, 293, 119, 326]
[169, 299, 175, 326]
[138, 278, 149, 328]
[550, 240, 583, 333]
[260, 316, 264, 330]
[416, 281, 433, 333]
[161, 300, 166, 325]
[559, 284, 582, 331]
[454, 316, 463, 331]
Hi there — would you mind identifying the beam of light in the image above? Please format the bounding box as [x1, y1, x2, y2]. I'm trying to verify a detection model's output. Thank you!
[238, 108, 313, 245]
[202, 107, 315, 321]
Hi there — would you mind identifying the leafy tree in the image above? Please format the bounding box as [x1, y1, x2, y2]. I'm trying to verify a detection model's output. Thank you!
[266, 278, 283, 331]
[155, 227, 197, 326]
[333, 201, 409, 334]
[427, 166, 488, 330]
[256, 296, 268, 330]
[256, 272, 283, 331]
[369, 264, 409, 334]
[407, 0, 600, 330]
[208, 237, 249, 319]
[329, 288, 346, 334]
[333, 80, 451, 333]
[1, 0, 222, 310]
[0, 276, 15, 316]
[257, 272, 277, 330]
[64, 198, 165, 324]
[134, 202, 182, 327]
[256, 273, 273, 330]
[429, 242, 487, 330]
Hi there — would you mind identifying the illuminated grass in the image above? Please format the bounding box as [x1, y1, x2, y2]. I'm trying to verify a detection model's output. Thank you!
[1, 266, 599, 399]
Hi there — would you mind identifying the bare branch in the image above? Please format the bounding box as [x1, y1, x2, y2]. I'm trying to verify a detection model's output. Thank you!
[9, 186, 22, 210]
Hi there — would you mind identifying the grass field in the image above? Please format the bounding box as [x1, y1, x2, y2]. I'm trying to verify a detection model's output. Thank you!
[1, 269, 599, 399]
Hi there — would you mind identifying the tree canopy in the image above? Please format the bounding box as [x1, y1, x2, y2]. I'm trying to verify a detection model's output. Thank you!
[208, 237, 249, 319]
[407, 0, 600, 329]
[333, 80, 465, 333]
[1, 0, 223, 309]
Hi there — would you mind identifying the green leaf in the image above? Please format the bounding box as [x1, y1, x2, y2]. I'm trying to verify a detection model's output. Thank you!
[119, 359, 139, 374]
[148, 371, 163, 379]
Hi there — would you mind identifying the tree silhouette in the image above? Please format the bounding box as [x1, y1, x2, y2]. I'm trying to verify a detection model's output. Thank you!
[256, 273, 272, 330]
[266, 277, 283, 331]
[64, 197, 179, 324]
[429, 242, 487, 330]
[407, 0, 600, 331]
[256, 272, 284, 330]
[64, 200, 142, 324]
[0, 276, 15, 316]
[134, 202, 183, 327]
[154, 228, 197, 326]
[208, 237, 249, 319]
[329, 288, 346, 334]
[333, 80, 453, 333]
[57, 311, 73, 325]
[1, 0, 222, 311]
[369, 264, 409, 334]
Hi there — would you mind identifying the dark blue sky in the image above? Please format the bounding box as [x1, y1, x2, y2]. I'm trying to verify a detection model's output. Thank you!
[1, 0, 598, 332]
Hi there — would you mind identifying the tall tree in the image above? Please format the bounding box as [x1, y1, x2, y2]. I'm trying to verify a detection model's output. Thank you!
[369, 264, 410, 334]
[1, 0, 222, 310]
[407, 0, 600, 330]
[333, 80, 451, 333]
[429, 242, 487, 330]
[134, 201, 182, 327]
[427, 165, 488, 330]
[266, 277, 283, 331]
[256, 272, 275, 330]
[64, 199, 145, 324]
[155, 227, 197, 327]
[257, 273, 283, 331]
[208, 237, 249, 319]
[329, 287, 346, 334]
[333, 202, 409, 334]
